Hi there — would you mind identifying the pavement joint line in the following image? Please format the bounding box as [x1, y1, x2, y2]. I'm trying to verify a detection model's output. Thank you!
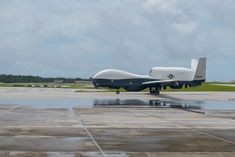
[68, 107, 107, 157]
[192, 129, 235, 145]
[180, 110, 235, 145]
[178, 108, 206, 115]
[172, 113, 235, 145]
[0, 126, 86, 128]
[0, 105, 19, 117]
[145, 152, 152, 157]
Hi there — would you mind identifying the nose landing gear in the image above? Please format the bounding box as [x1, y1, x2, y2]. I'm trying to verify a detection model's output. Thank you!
[149, 87, 160, 95]
[116, 90, 120, 94]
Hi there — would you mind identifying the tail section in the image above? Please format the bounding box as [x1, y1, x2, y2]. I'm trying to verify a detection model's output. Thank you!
[191, 57, 207, 81]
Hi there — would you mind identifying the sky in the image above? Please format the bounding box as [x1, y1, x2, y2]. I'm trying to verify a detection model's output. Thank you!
[0, 0, 234, 81]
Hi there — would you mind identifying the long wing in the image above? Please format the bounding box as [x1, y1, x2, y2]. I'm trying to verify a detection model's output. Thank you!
[142, 80, 177, 86]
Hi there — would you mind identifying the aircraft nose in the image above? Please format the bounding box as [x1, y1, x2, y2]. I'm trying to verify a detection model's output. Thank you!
[92, 72, 99, 79]
[92, 73, 97, 79]
[92, 72, 100, 85]
[92, 77, 100, 88]
[92, 70, 104, 79]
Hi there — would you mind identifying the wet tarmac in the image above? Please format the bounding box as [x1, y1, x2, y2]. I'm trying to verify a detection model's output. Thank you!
[0, 88, 235, 157]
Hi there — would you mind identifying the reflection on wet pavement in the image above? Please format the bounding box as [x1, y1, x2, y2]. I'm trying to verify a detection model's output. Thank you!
[93, 99, 204, 110]
[0, 96, 235, 156]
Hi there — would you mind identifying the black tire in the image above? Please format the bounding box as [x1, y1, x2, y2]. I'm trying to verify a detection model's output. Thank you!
[150, 88, 160, 95]
[116, 90, 120, 94]
[154, 89, 160, 95]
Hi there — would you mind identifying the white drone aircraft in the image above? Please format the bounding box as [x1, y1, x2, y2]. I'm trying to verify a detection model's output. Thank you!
[92, 58, 206, 95]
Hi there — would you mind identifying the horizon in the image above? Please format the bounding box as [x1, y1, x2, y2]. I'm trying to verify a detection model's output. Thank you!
[0, 73, 234, 83]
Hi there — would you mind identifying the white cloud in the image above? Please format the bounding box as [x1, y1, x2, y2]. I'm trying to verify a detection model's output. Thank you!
[170, 20, 198, 34]
[0, 0, 234, 81]
[143, 0, 180, 15]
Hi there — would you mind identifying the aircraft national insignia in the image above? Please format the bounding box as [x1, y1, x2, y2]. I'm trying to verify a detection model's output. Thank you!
[168, 74, 174, 79]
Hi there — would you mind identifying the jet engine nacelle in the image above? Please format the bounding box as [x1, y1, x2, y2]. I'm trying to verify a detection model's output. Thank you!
[170, 81, 183, 89]
[189, 82, 202, 87]
[170, 85, 183, 89]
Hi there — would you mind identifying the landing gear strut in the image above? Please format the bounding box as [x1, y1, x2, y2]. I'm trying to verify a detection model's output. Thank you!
[116, 90, 120, 94]
[149, 87, 160, 95]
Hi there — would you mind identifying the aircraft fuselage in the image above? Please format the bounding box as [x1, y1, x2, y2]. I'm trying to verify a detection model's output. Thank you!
[92, 58, 207, 95]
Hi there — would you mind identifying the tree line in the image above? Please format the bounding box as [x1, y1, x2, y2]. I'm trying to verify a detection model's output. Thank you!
[0, 74, 90, 83]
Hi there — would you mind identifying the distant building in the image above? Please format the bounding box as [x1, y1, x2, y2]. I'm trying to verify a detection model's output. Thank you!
[54, 80, 64, 83]
[74, 80, 92, 84]
[230, 80, 235, 83]
[74, 81, 81, 84]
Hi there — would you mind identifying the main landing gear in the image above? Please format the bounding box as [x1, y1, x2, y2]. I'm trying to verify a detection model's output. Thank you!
[149, 87, 160, 95]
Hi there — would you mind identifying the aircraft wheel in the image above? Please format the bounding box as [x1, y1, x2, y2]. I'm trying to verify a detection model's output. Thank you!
[150, 88, 160, 95]
[154, 89, 160, 95]
[116, 90, 120, 94]
[149, 88, 154, 94]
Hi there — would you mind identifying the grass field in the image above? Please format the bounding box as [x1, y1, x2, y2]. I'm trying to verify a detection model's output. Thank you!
[107, 83, 235, 92]
[162, 82, 235, 92]
[1, 82, 235, 92]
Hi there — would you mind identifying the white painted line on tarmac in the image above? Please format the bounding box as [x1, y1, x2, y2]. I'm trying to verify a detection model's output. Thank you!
[172, 115, 235, 145]
[0, 105, 19, 117]
[145, 153, 152, 157]
[193, 129, 235, 145]
[68, 107, 107, 157]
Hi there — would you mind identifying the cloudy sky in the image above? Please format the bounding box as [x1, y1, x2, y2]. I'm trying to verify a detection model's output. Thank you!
[0, 0, 234, 81]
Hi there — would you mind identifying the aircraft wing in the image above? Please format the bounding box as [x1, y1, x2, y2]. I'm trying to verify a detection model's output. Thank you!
[142, 80, 176, 85]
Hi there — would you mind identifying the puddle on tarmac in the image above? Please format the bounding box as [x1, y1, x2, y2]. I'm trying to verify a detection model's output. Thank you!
[0, 97, 234, 110]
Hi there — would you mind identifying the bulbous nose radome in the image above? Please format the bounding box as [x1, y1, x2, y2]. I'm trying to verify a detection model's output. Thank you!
[92, 71, 106, 87]
[92, 70, 106, 79]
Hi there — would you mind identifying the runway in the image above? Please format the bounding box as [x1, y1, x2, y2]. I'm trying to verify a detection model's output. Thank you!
[0, 87, 234, 157]
[0, 87, 235, 101]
